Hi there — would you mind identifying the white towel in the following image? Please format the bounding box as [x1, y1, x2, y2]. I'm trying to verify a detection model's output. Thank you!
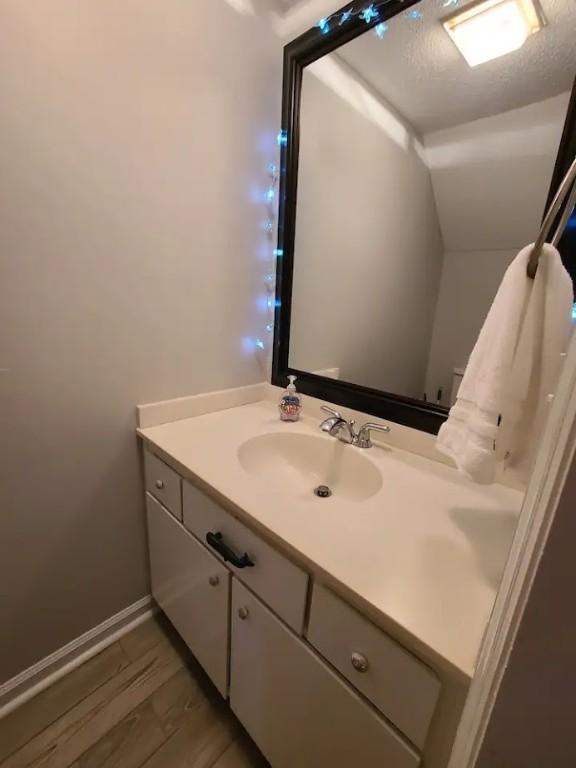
[436, 243, 573, 484]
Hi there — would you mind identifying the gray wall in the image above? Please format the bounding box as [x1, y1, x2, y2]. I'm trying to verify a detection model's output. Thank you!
[289, 61, 444, 399]
[0, 0, 279, 685]
[475, 448, 576, 767]
[424, 94, 570, 405]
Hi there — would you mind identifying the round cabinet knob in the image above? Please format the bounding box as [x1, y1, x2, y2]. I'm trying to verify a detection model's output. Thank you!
[351, 652, 369, 673]
[237, 607, 250, 621]
[155, 480, 165, 490]
[208, 575, 220, 587]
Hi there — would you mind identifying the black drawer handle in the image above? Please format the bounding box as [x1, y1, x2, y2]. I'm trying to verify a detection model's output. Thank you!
[206, 531, 254, 569]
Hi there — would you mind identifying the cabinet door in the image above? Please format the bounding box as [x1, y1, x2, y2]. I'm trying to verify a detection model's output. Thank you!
[230, 580, 419, 768]
[146, 492, 229, 696]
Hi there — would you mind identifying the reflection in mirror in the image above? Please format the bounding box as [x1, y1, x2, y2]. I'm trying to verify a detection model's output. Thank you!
[288, 0, 575, 409]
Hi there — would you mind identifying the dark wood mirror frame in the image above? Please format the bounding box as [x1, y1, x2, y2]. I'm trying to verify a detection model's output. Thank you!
[271, 0, 576, 434]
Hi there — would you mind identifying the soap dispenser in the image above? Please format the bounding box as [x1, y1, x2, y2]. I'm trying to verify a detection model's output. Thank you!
[279, 375, 302, 422]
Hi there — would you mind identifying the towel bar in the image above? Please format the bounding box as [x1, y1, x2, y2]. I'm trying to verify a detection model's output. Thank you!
[527, 157, 576, 279]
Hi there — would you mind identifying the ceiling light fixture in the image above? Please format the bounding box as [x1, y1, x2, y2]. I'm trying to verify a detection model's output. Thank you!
[443, 0, 545, 67]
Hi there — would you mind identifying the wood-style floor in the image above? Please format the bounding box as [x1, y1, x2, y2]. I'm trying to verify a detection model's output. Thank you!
[0, 614, 268, 768]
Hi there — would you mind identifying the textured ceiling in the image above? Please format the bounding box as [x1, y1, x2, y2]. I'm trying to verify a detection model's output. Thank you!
[334, 0, 576, 134]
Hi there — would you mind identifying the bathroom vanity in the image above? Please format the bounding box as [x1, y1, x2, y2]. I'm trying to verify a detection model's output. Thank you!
[135, 0, 573, 761]
[138, 392, 523, 768]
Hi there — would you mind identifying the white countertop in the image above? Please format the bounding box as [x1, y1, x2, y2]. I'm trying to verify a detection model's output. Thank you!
[138, 400, 524, 682]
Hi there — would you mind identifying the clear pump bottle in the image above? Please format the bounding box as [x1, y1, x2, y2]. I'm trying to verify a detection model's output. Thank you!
[279, 375, 302, 422]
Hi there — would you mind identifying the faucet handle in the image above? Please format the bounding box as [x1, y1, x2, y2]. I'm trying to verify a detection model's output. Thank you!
[356, 422, 391, 449]
[321, 405, 343, 419]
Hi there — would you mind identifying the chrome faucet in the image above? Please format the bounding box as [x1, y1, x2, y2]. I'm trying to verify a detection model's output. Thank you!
[319, 406, 390, 448]
[319, 407, 356, 444]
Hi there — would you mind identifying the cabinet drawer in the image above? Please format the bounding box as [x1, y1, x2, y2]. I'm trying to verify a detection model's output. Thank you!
[183, 479, 308, 634]
[307, 584, 440, 749]
[230, 580, 419, 768]
[144, 450, 182, 520]
[146, 493, 229, 696]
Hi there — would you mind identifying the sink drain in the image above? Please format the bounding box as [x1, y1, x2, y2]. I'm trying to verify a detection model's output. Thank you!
[314, 485, 332, 498]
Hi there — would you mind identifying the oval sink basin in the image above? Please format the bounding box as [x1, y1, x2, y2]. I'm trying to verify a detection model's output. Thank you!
[237, 433, 382, 502]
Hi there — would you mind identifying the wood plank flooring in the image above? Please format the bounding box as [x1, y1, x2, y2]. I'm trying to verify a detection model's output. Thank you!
[0, 615, 268, 768]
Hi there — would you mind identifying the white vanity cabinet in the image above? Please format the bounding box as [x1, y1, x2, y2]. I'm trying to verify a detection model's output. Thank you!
[143, 447, 439, 767]
[146, 492, 229, 695]
[230, 580, 419, 768]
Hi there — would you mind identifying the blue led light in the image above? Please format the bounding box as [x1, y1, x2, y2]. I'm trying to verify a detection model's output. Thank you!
[274, 248, 284, 257]
[277, 129, 288, 147]
[405, 8, 423, 19]
[257, 295, 269, 313]
[339, 9, 353, 24]
[374, 22, 388, 38]
[572, 303, 576, 323]
[317, 17, 330, 34]
[254, 154, 279, 357]
[360, 4, 379, 23]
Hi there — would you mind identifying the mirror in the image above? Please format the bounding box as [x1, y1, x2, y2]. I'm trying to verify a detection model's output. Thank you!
[274, 0, 576, 432]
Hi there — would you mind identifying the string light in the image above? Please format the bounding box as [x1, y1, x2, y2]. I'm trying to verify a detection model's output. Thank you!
[252, 143, 282, 355]
[360, 4, 379, 22]
[316, 1, 426, 36]
[374, 21, 388, 37]
[405, 8, 423, 19]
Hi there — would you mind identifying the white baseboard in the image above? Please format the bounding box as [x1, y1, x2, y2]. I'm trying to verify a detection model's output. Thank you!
[0, 595, 156, 720]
